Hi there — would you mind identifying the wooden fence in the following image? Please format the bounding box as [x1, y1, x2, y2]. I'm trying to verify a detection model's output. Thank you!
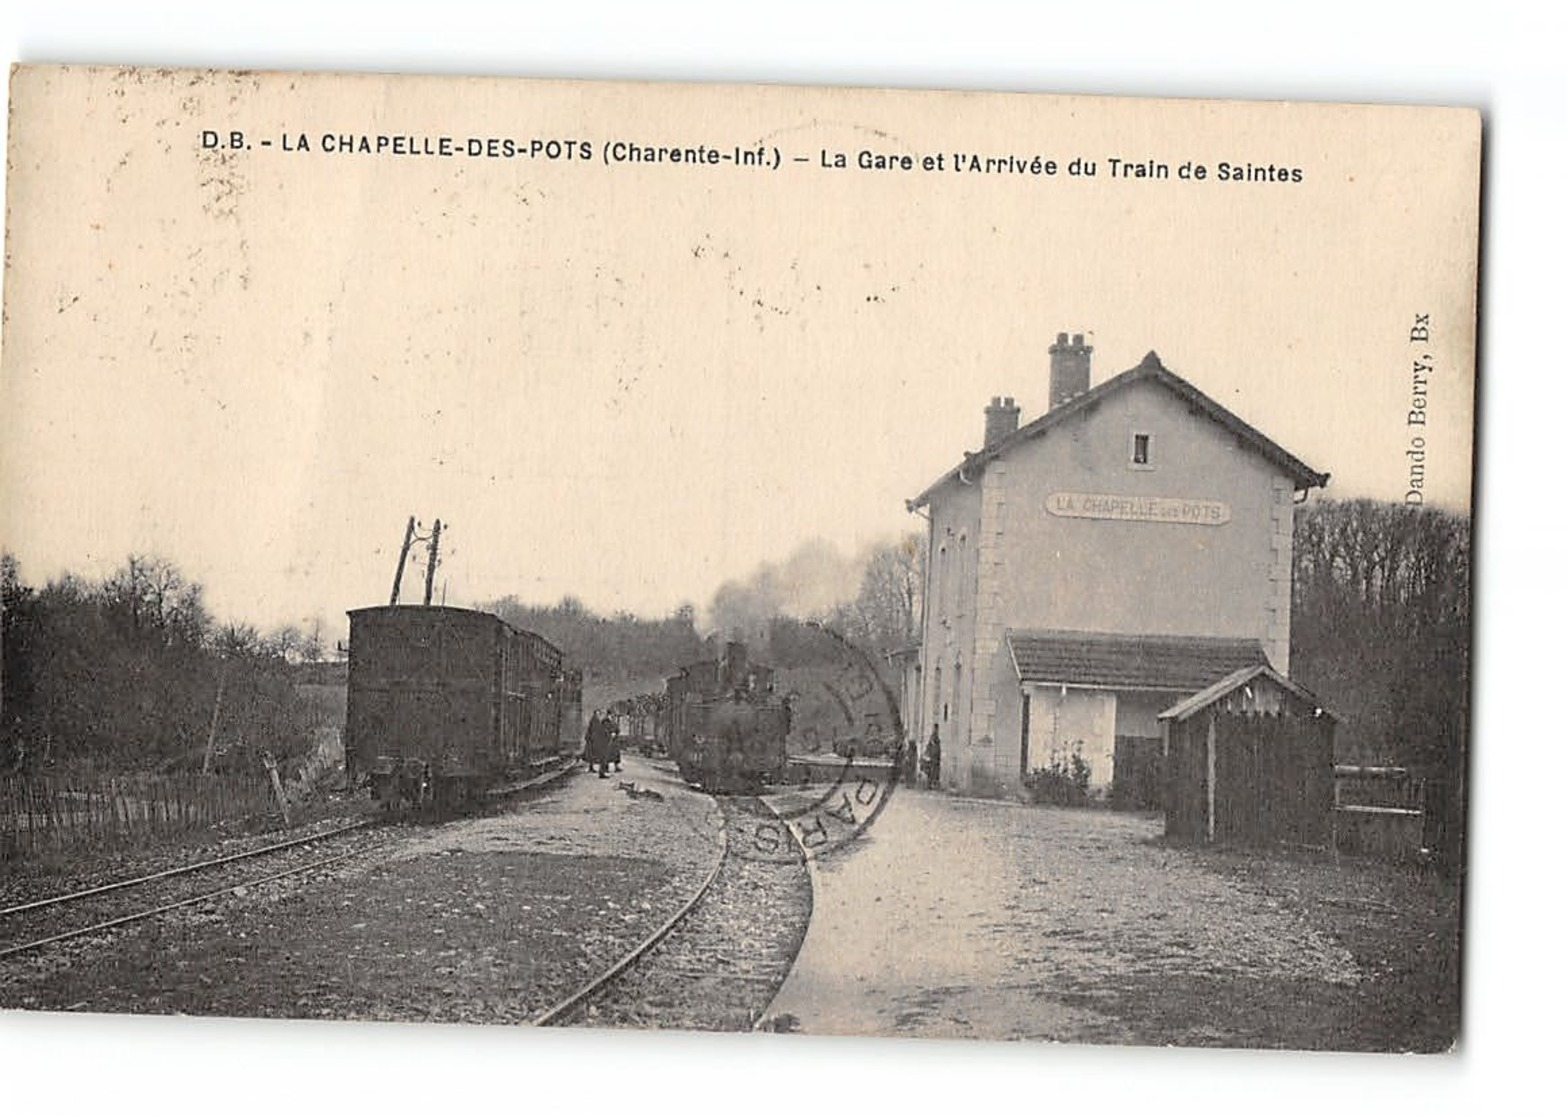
[0, 772, 279, 859]
[1332, 764, 1427, 862]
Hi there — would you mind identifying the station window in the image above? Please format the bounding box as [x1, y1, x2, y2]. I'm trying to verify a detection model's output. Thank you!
[936, 544, 948, 619]
[956, 534, 968, 617]
[1130, 431, 1154, 469]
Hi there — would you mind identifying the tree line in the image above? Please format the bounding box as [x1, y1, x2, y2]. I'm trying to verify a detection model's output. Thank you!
[484, 595, 710, 689]
[1, 554, 318, 775]
[1290, 497, 1471, 771]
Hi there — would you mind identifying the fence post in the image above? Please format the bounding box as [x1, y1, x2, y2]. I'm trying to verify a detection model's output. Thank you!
[25, 780, 38, 852]
[262, 753, 292, 827]
[5, 780, 18, 854]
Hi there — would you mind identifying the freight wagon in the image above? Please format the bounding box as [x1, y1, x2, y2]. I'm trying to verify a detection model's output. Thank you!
[345, 605, 571, 811]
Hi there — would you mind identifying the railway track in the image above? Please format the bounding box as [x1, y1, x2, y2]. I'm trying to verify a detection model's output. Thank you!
[533, 794, 813, 1031]
[0, 758, 582, 966]
[0, 820, 397, 961]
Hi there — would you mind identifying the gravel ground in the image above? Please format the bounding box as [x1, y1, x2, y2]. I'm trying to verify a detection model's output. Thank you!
[0, 757, 725, 1024]
[762, 787, 1459, 1051]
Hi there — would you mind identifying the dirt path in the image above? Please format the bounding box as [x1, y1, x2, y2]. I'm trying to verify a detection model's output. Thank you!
[762, 788, 1446, 1050]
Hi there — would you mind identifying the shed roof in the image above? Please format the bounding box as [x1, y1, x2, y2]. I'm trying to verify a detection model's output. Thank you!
[1006, 629, 1269, 692]
[1157, 662, 1336, 723]
[908, 351, 1330, 510]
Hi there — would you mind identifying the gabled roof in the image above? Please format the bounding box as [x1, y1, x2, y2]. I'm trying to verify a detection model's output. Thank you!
[1006, 629, 1269, 692]
[908, 351, 1330, 510]
[1157, 662, 1337, 723]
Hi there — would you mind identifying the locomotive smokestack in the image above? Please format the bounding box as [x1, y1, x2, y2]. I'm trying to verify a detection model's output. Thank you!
[723, 641, 749, 691]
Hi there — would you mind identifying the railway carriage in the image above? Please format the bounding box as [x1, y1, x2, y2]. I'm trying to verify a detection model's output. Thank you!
[345, 605, 570, 810]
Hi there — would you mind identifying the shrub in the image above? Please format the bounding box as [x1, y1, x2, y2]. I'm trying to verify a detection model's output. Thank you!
[1024, 746, 1092, 806]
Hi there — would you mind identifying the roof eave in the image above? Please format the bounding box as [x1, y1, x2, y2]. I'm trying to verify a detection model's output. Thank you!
[1016, 679, 1205, 694]
[1157, 663, 1339, 723]
[1146, 363, 1330, 490]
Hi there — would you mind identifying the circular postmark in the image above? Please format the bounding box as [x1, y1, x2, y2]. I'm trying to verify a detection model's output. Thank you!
[729, 621, 907, 863]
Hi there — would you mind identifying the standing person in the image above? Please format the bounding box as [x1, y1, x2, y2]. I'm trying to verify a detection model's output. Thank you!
[923, 725, 942, 790]
[586, 710, 611, 778]
[901, 735, 918, 786]
[608, 714, 623, 773]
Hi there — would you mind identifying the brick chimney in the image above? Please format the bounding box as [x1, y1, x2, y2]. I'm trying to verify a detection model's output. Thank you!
[1048, 331, 1093, 409]
[983, 395, 1021, 447]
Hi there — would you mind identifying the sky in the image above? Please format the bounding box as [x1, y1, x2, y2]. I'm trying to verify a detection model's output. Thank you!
[0, 2, 1562, 1113]
[0, 68, 1479, 648]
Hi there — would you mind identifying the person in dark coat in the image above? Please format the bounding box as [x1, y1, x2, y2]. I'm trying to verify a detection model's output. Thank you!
[607, 715, 623, 772]
[585, 711, 612, 778]
[923, 726, 942, 790]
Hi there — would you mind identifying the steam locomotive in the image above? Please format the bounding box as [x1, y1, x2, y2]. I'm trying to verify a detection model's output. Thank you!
[344, 605, 580, 811]
[663, 642, 790, 793]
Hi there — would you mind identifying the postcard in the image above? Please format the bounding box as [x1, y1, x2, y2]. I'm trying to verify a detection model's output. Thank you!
[0, 64, 1478, 1054]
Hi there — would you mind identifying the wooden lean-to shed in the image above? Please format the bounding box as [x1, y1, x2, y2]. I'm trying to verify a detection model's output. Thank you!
[1158, 664, 1336, 848]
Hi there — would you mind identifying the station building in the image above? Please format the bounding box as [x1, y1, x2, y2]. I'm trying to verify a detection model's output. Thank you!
[906, 333, 1329, 801]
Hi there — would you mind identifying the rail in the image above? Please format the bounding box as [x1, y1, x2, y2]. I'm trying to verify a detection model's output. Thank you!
[0, 823, 391, 961]
[0, 820, 373, 919]
[530, 791, 812, 1028]
[530, 811, 730, 1025]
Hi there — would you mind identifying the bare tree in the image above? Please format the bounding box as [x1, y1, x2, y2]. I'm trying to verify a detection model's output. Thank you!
[833, 533, 926, 655]
[301, 618, 326, 664]
[264, 624, 304, 663]
[101, 554, 210, 647]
